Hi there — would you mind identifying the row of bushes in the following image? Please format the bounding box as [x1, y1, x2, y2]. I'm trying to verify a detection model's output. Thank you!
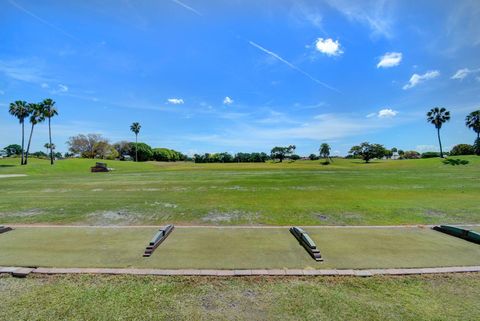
[193, 152, 270, 163]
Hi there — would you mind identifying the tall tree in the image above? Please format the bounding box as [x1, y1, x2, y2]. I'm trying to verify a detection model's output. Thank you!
[465, 110, 480, 139]
[319, 143, 331, 163]
[349, 142, 386, 163]
[426, 107, 450, 158]
[24, 103, 45, 165]
[8, 100, 30, 165]
[42, 99, 58, 165]
[130, 122, 141, 162]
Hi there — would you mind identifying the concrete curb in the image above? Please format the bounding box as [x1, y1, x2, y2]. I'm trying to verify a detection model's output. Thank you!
[1, 266, 480, 277]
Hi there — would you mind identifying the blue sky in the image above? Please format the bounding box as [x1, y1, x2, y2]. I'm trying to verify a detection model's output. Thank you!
[1, 0, 479, 155]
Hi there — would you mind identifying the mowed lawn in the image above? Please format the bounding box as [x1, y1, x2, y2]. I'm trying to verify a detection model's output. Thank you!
[0, 156, 479, 225]
[1, 274, 480, 321]
[1, 226, 479, 269]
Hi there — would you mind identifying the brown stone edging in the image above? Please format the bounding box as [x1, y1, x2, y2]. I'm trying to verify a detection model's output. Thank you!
[7, 224, 480, 229]
[1, 266, 480, 277]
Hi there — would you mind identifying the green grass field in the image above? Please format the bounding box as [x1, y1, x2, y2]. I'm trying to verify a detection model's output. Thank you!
[1, 226, 479, 269]
[1, 274, 480, 321]
[1, 156, 479, 225]
[1, 156, 479, 320]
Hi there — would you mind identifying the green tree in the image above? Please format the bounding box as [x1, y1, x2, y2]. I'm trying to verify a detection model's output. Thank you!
[44, 143, 55, 155]
[270, 145, 295, 162]
[449, 144, 474, 156]
[8, 101, 30, 165]
[42, 99, 58, 165]
[128, 142, 153, 162]
[474, 138, 480, 156]
[130, 122, 141, 162]
[4, 144, 22, 156]
[349, 142, 386, 163]
[24, 103, 45, 165]
[319, 143, 331, 163]
[426, 107, 450, 158]
[465, 110, 480, 140]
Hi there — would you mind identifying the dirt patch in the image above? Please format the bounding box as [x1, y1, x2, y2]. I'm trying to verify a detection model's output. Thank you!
[314, 213, 329, 221]
[85, 210, 146, 226]
[201, 210, 260, 224]
[0, 209, 43, 218]
[149, 201, 178, 209]
[424, 210, 446, 217]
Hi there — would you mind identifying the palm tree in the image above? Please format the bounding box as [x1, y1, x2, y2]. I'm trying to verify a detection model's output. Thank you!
[130, 122, 141, 162]
[426, 107, 451, 158]
[319, 143, 332, 163]
[465, 110, 480, 139]
[42, 99, 58, 165]
[8, 101, 30, 165]
[24, 103, 45, 165]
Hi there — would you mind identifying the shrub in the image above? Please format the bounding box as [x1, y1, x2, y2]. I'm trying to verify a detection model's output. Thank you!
[403, 151, 420, 159]
[449, 144, 474, 156]
[129, 142, 153, 161]
[442, 158, 469, 166]
[421, 151, 440, 158]
[309, 154, 319, 160]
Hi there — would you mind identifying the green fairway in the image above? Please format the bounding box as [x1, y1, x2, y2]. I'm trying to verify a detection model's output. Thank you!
[1, 274, 480, 321]
[0, 156, 479, 226]
[1, 226, 479, 269]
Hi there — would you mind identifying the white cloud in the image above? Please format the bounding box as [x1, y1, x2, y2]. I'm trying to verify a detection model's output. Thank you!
[378, 108, 398, 118]
[223, 96, 234, 105]
[451, 68, 480, 80]
[367, 108, 398, 118]
[403, 70, 440, 90]
[451, 68, 470, 80]
[41, 83, 49, 88]
[315, 38, 343, 56]
[377, 52, 402, 68]
[58, 84, 68, 92]
[167, 98, 184, 105]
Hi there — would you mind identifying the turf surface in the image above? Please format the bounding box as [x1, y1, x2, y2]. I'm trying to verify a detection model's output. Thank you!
[1, 274, 480, 321]
[0, 157, 479, 226]
[1, 226, 479, 269]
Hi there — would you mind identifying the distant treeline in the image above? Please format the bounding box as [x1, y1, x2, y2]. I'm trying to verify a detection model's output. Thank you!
[193, 152, 270, 163]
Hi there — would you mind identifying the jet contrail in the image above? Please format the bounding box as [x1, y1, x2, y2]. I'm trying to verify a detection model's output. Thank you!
[8, 0, 79, 41]
[171, 0, 202, 16]
[248, 41, 339, 93]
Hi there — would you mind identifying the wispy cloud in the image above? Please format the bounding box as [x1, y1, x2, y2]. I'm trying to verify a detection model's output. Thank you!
[170, 0, 202, 16]
[377, 52, 402, 68]
[403, 70, 440, 90]
[325, 0, 395, 38]
[451, 67, 480, 80]
[8, 0, 78, 41]
[248, 41, 339, 92]
[0, 59, 50, 83]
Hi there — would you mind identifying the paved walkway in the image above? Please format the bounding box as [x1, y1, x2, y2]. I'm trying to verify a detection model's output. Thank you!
[1, 266, 479, 277]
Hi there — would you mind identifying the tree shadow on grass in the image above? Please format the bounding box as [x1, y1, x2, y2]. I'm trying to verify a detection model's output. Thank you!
[0, 165, 16, 168]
